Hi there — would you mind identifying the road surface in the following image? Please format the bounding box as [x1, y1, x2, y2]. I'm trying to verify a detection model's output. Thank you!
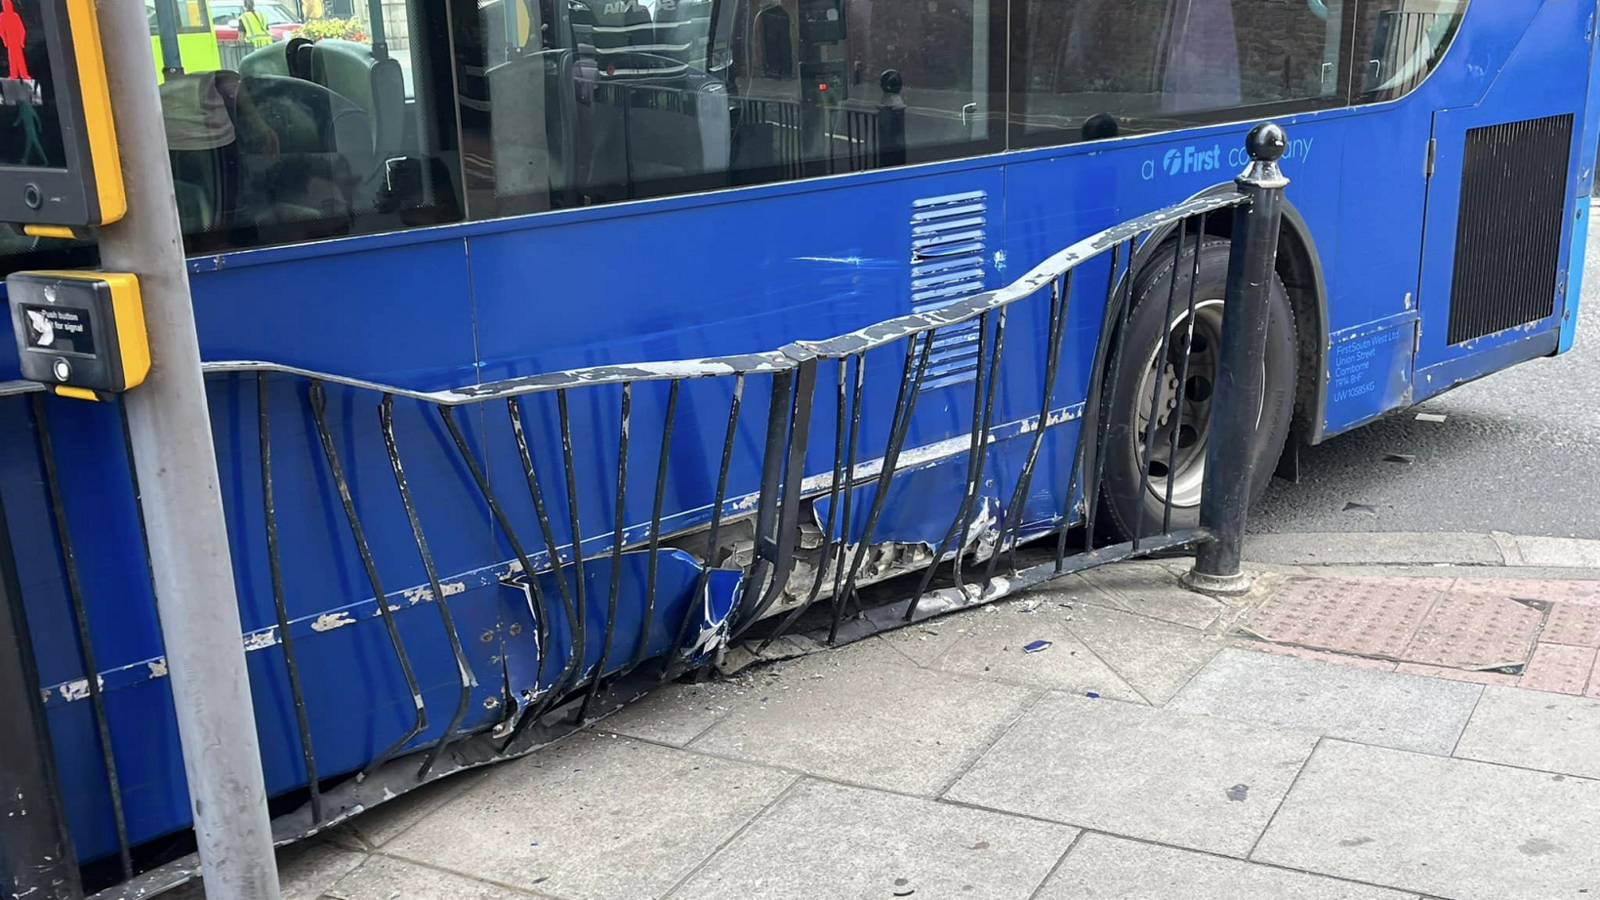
[1251, 207, 1600, 538]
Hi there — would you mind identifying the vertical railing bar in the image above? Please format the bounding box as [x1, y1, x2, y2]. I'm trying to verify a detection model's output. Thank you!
[838, 332, 936, 606]
[31, 394, 133, 879]
[827, 353, 866, 644]
[580, 382, 632, 722]
[1083, 238, 1138, 549]
[1061, 240, 1124, 566]
[1164, 219, 1205, 533]
[727, 369, 797, 633]
[908, 312, 992, 618]
[762, 357, 849, 651]
[732, 358, 819, 639]
[379, 396, 476, 781]
[670, 375, 745, 669]
[629, 379, 679, 672]
[256, 374, 321, 822]
[551, 391, 590, 697]
[1132, 217, 1189, 547]
[505, 397, 583, 729]
[955, 307, 1006, 591]
[435, 402, 557, 733]
[988, 269, 1070, 585]
[309, 381, 428, 776]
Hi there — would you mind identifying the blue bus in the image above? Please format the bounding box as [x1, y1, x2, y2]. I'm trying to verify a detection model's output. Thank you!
[1, 0, 1596, 890]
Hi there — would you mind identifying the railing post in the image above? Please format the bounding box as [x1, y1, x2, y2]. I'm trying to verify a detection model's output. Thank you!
[0, 491, 82, 900]
[877, 69, 907, 169]
[1184, 123, 1288, 595]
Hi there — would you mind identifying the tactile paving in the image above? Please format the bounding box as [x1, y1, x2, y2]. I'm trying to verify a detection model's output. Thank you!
[1519, 643, 1598, 695]
[1541, 603, 1600, 648]
[1401, 590, 1543, 670]
[1243, 577, 1448, 660]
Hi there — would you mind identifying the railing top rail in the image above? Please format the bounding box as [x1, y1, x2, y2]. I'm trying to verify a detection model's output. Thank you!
[1, 192, 1244, 406]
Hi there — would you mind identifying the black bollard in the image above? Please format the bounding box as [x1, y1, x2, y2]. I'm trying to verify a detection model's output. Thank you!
[1185, 122, 1289, 594]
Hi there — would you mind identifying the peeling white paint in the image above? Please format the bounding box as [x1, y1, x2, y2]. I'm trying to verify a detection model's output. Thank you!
[311, 611, 356, 632]
[242, 628, 279, 651]
[58, 677, 100, 703]
[147, 658, 169, 679]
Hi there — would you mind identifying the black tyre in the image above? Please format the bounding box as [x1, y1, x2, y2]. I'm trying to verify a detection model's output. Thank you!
[1098, 236, 1297, 540]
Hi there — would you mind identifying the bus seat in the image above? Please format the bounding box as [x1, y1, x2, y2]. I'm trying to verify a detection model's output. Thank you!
[172, 178, 216, 233]
[310, 40, 408, 162]
[239, 40, 294, 78]
[234, 75, 375, 229]
[287, 37, 315, 80]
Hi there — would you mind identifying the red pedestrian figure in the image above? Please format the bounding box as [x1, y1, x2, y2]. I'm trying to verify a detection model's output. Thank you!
[0, 0, 31, 82]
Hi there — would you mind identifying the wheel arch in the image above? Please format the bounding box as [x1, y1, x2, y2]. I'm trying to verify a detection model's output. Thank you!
[1131, 186, 1330, 448]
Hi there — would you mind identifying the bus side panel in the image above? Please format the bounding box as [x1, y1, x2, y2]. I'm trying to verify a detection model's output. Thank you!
[465, 168, 1032, 556]
[1412, 0, 1591, 398]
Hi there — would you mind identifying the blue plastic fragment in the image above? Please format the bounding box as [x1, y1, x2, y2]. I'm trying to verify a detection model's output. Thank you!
[1022, 640, 1052, 653]
[1085, 691, 1100, 699]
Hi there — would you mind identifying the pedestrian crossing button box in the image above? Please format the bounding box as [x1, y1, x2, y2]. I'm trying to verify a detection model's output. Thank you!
[8, 271, 147, 398]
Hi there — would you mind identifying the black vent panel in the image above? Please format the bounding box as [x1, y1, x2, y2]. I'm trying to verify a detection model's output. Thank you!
[1446, 114, 1573, 345]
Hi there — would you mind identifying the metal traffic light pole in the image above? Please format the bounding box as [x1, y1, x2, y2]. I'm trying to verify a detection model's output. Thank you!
[93, 2, 281, 896]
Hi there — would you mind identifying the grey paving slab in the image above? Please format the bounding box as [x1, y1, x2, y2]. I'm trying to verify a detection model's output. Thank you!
[1455, 686, 1600, 779]
[1168, 647, 1482, 755]
[592, 677, 752, 746]
[1253, 740, 1600, 900]
[384, 732, 794, 900]
[1066, 603, 1226, 705]
[343, 768, 488, 848]
[877, 618, 972, 666]
[1503, 534, 1600, 568]
[1039, 833, 1417, 900]
[324, 856, 542, 899]
[1242, 532, 1504, 566]
[920, 597, 1142, 702]
[1076, 562, 1228, 629]
[165, 838, 367, 900]
[690, 649, 1036, 795]
[946, 692, 1318, 857]
[670, 779, 1077, 900]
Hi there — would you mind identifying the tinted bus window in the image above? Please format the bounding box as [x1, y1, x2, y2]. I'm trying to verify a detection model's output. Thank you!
[1009, 0, 1353, 146]
[454, 0, 1002, 218]
[1355, 0, 1464, 101]
[155, 0, 462, 252]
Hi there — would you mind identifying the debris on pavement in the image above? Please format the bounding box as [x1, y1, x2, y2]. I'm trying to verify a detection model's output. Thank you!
[1022, 640, 1052, 653]
[1415, 411, 1447, 423]
[1383, 453, 1416, 464]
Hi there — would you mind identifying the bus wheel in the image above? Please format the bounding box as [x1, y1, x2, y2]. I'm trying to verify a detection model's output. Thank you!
[1098, 236, 1297, 540]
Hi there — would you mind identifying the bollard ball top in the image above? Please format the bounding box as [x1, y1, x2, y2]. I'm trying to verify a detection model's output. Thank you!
[1246, 122, 1287, 162]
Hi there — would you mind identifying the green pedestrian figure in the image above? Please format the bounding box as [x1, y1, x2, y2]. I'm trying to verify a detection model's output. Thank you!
[12, 102, 45, 165]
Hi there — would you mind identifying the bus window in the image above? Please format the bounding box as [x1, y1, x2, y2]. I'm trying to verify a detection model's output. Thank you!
[453, 0, 1002, 219]
[1355, 0, 1464, 101]
[1009, 0, 1352, 147]
[154, 0, 464, 252]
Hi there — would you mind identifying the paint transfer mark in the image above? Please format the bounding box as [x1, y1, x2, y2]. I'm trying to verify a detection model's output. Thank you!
[242, 628, 279, 651]
[311, 611, 357, 632]
[147, 658, 169, 679]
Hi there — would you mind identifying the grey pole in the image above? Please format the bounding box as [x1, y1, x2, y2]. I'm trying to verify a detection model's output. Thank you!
[93, 2, 282, 896]
[1183, 122, 1288, 596]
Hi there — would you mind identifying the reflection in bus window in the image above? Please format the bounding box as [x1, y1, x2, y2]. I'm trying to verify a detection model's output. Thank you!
[1010, 0, 1357, 146]
[455, 0, 1001, 219]
[1356, 0, 1464, 101]
[149, 0, 463, 252]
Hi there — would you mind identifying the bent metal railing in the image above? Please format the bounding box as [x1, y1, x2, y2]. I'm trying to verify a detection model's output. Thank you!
[0, 126, 1287, 898]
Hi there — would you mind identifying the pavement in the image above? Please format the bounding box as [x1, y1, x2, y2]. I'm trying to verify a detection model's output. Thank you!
[170, 532, 1600, 900]
[1251, 214, 1600, 539]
